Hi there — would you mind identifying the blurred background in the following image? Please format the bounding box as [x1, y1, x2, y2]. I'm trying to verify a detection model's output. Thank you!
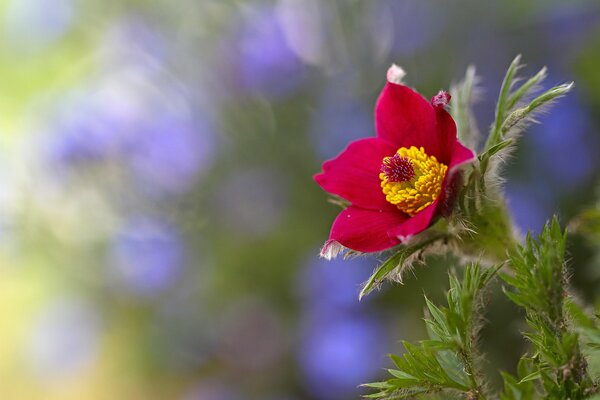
[0, 0, 599, 399]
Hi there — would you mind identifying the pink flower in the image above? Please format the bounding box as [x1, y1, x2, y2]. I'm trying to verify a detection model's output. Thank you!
[314, 67, 475, 255]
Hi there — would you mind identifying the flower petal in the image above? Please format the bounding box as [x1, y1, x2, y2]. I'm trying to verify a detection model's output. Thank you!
[387, 199, 439, 242]
[436, 140, 476, 216]
[375, 82, 438, 154]
[375, 83, 467, 165]
[432, 107, 459, 165]
[314, 138, 397, 210]
[328, 205, 408, 252]
[448, 140, 476, 174]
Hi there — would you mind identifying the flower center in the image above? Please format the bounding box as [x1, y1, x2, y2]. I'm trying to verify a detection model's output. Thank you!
[379, 146, 448, 216]
[380, 153, 414, 183]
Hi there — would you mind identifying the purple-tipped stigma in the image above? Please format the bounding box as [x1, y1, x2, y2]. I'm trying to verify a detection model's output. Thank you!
[381, 154, 415, 183]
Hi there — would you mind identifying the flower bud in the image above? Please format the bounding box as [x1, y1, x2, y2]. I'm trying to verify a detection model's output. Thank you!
[386, 64, 406, 84]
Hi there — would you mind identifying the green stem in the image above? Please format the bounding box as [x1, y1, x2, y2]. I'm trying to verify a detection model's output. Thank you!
[461, 199, 518, 263]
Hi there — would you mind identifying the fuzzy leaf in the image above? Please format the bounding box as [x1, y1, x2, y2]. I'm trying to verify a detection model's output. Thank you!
[501, 216, 594, 398]
[359, 236, 444, 300]
[506, 66, 547, 110]
[363, 264, 497, 398]
[517, 371, 541, 384]
[501, 82, 573, 136]
[485, 54, 522, 151]
[450, 65, 480, 149]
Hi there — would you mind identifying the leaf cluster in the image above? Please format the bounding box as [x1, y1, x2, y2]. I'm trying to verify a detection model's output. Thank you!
[500, 217, 596, 399]
[364, 263, 496, 399]
[359, 233, 449, 299]
[479, 55, 573, 178]
[358, 58, 599, 399]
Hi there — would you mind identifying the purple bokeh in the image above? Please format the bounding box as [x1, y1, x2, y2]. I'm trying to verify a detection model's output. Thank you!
[298, 315, 386, 400]
[48, 91, 129, 166]
[47, 83, 217, 195]
[541, 4, 600, 55]
[108, 218, 185, 296]
[528, 94, 597, 191]
[298, 254, 375, 313]
[45, 16, 217, 195]
[128, 112, 217, 194]
[506, 181, 555, 236]
[297, 250, 387, 399]
[232, 5, 306, 98]
[382, 0, 444, 55]
[310, 79, 373, 160]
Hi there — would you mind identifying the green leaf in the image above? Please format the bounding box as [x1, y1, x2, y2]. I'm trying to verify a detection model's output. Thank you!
[500, 82, 573, 135]
[506, 66, 547, 110]
[359, 236, 444, 300]
[485, 54, 522, 151]
[363, 263, 499, 398]
[450, 65, 480, 148]
[478, 139, 512, 174]
[517, 371, 541, 384]
[501, 216, 595, 397]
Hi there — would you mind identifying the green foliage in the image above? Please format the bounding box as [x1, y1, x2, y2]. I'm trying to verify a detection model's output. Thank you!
[480, 55, 573, 177]
[449, 56, 573, 266]
[456, 189, 518, 261]
[501, 217, 596, 399]
[486, 54, 524, 152]
[500, 357, 538, 400]
[365, 217, 600, 399]
[364, 263, 497, 399]
[450, 65, 480, 150]
[571, 201, 600, 246]
[360, 58, 597, 399]
[359, 234, 449, 300]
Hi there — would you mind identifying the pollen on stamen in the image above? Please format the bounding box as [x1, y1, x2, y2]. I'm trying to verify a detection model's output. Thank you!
[381, 154, 415, 183]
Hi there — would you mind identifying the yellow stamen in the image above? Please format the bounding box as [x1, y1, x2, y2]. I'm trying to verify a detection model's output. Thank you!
[380, 146, 447, 216]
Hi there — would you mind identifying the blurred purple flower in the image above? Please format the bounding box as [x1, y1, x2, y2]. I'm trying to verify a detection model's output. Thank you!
[381, 0, 444, 55]
[297, 253, 374, 314]
[542, 4, 600, 54]
[311, 80, 373, 159]
[529, 94, 597, 191]
[298, 315, 386, 400]
[506, 182, 555, 235]
[48, 93, 128, 166]
[129, 112, 217, 194]
[26, 298, 102, 380]
[108, 218, 184, 296]
[233, 5, 305, 98]
[47, 82, 218, 194]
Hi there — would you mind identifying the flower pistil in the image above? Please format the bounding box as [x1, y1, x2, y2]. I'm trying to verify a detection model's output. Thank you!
[380, 146, 448, 216]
